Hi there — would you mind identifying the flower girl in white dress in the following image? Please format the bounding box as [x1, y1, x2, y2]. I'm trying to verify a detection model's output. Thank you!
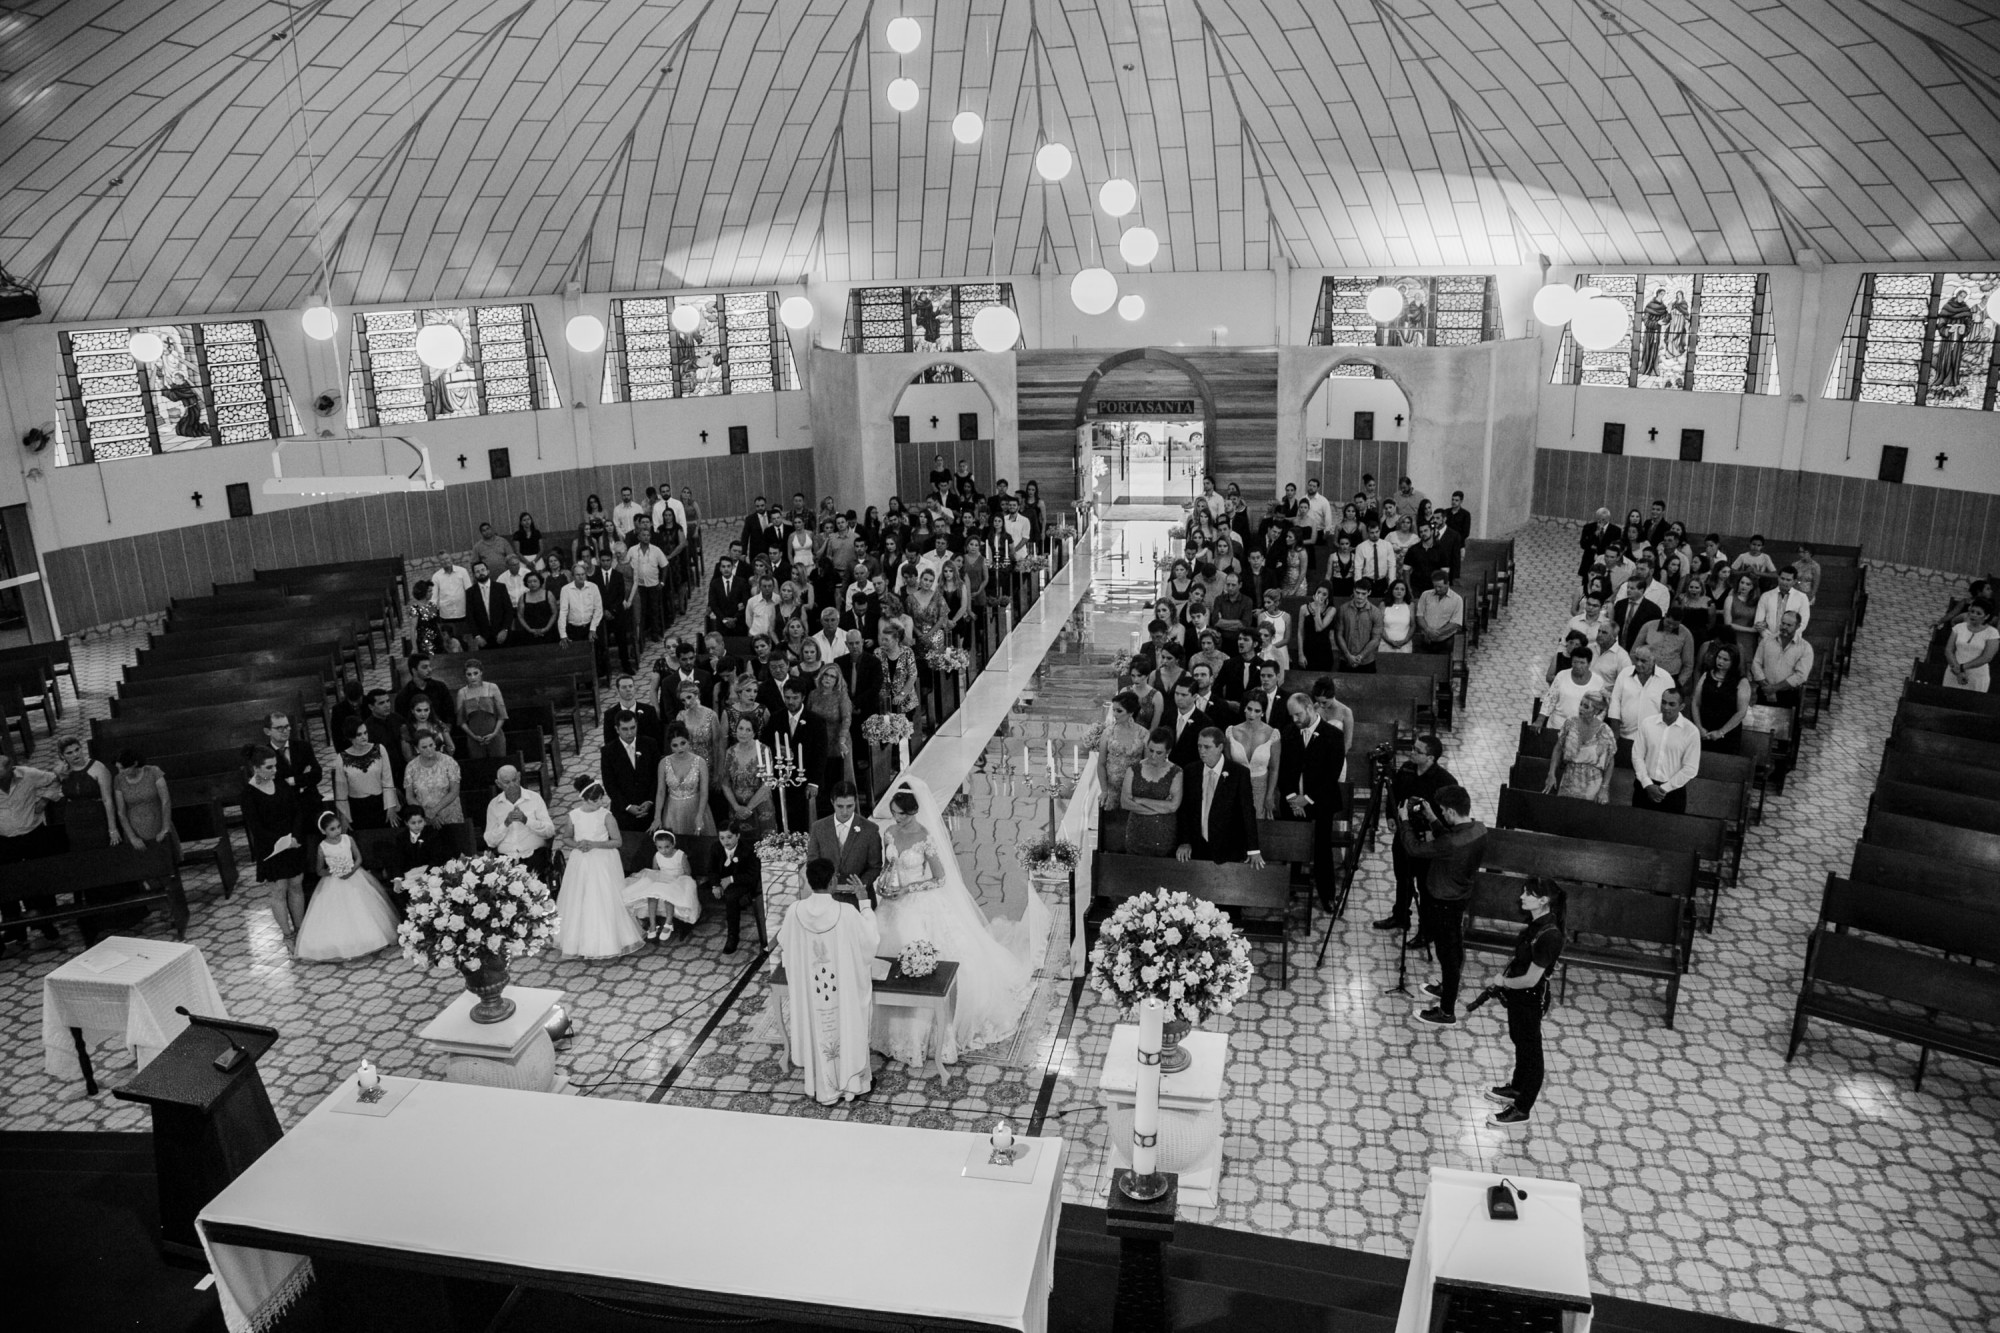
[623, 828, 701, 941]
[555, 778, 645, 958]
[295, 812, 401, 962]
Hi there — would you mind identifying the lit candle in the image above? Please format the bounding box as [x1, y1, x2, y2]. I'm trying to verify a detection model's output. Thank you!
[991, 1119, 1016, 1155]
[1072, 743, 1080, 774]
[1133, 998, 1163, 1179]
[1047, 740, 1057, 784]
[356, 1059, 380, 1093]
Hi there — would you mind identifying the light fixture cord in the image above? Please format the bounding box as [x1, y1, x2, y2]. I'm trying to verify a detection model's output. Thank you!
[279, 0, 334, 303]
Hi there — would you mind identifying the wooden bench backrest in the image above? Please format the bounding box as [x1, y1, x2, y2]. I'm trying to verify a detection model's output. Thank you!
[1255, 817, 1317, 865]
[1093, 851, 1291, 911]
[116, 670, 326, 707]
[1886, 729, 2000, 774]
[94, 691, 305, 740]
[1874, 750, 2000, 801]
[128, 643, 340, 682]
[1821, 876, 2000, 963]
[0, 842, 177, 894]
[141, 624, 357, 660]
[1497, 786, 1724, 864]
[1870, 780, 2000, 837]
[1282, 670, 1430, 704]
[1477, 826, 1694, 898]
[1849, 841, 2000, 907]
[1897, 701, 2000, 746]
[1806, 930, 2000, 1027]
[258, 559, 401, 582]
[1903, 680, 2000, 718]
[1865, 810, 2000, 872]
[1505, 759, 1742, 824]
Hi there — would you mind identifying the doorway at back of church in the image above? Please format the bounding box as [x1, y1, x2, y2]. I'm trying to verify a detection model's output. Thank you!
[1084, 418, 1203, 507]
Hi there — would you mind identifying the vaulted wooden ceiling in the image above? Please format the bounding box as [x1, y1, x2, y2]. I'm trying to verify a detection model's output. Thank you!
[2, 0, 1996, 323]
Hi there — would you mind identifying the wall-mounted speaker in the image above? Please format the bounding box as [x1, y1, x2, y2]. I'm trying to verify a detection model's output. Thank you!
[728, 426, 749, 456]
[1678, 429, 1705, 462]
[1353, 411, 1375, 441]
[892, 415, 910, 444]
[1879, 445, 1908, 484]
[488, 447, 511, 480]
[226, 482, 252, 518]
[1601, 423, 1625, 455]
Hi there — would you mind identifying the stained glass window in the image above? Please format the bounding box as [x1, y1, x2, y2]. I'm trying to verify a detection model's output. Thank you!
[347, 304, 559, 427]
[56, 320, 298, 466]
[1308, 276, 1499, 376]
[1549, 273, 1777, 395]
[1823, 273, 2000, 410]
[840, 284, 1021, 380]
[600, 291, 798, 402]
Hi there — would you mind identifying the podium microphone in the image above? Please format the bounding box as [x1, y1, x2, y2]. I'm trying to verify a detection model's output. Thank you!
[175, 1007, 248, 1072]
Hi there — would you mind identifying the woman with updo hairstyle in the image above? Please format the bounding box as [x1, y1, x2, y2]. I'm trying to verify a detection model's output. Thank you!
[241, 744, 309, 955]
[1096, 691, 1152, 811]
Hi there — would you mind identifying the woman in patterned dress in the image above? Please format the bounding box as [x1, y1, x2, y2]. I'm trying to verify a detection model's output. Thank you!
[1095, 692, 1151, 811]
[1542, 690, 1615, 803]
[674, 677, 721, 778]
[720, 714, 777, 836]
[652, 723, 714, 837]
[807, 664, 855, 787]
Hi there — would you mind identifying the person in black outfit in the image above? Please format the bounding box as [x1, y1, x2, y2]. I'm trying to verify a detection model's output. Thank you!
[1374, 734, 1452, 935]
[394, 655, 457, 728]
[1399, 783, 1487, 1028]
[240, 744, 310, 954]
[703, 818, 763, 954]
[1484, 880, 1566, 1127]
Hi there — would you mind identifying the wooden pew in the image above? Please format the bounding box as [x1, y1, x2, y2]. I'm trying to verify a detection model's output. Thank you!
[1902, 680, 2000, 717]
[1091, 851, 1296, 986]
[0, 639, 76, 711]
[1849, 842, 2000, 912]
[1464, 537, 1515, 606]
[1789, 877, 2000, 1089]
[1496, 786, 1730, 932]
[1893, 700, 2000, 747]
[159, 606, 379, 667]
[0, 843, 188, 942]
[1515, 723, 1759, 827]
[1465, 828, 1696, 1026]
[113, 671, 331, 743]
[1864, 809, 2000, 873]
[138, 622, 361, 668]
[1505, 758, 1745, 831]
[1869, 779, 2000, 837]
[94, 691, 307, 751]
[1875, 750, 2000, 802]
[125, 642, 342, 684]
[1885, 729, 2000, 775]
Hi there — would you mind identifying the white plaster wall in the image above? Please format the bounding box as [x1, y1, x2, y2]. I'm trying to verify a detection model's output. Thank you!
[1303, 375, 1413, 441]
[887, 382, 996, 441]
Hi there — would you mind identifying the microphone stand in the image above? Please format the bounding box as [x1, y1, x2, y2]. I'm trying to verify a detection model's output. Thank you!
[174, 1006, 249, 1072]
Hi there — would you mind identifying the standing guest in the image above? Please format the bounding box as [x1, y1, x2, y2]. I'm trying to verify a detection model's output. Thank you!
[1387, 514, 1421, 564]
[810, 605, 849, 664]
[1578, 508, 1618, 586]
[494, 553, 531, 606]
[399, 696, 455, 762]
[766, 679, 826, 829]
[464, 560, 513, 649]
[1402, 784, 1488, 1028]
[1610, 576, 1663, 649]
[240, 746, 308, 955]
[456, 659, 510, 760]
[1209, 572, 1255, 639]
[1543, 691, 1616, 803]
[1945, 601, 1999, 692]
[1724, 572, 1762, 665]
[579, 494, 614, 559]
[1096, 693, 1152, 811]
[626, 527, 671, 645]
[471, 522, 516, 575]
[379, 810, 453, 899]
[1334, 582, 1385, 673]
[407, 579, 447, 654]
[1730, 534, 1777, 577]
[808, 663, 856, 790]
[703, 818, 763, 954]
[651, 724, 714, 840]
[1539, 647, 1601, 731]
[1162, 679, 1211, 768]
[295, 812, 400, 963]
[611, 486, 645, 541]
[1754, 567, 1813, 635]
[1354, 521, 1398, 589]
[429, 556, 475, 648]
[721, 715, 778, 836]
[1631, 687, 1701, 813]
[1484, 880, 1567, 1128]
[558, 560, 604, 656]
[1635, 610, 1697, 693]
[601, 673, 661, 746]
[360, 690, 404, 782]
[675, 678, 723, 780]
[1393, 475, 1428, 514]
[54, 738, 119, 848]
[1750, 612, 1814, 711]
[601, 714, 662, 870]
[332, 718, 400, 831]
[589, 548, 635, 675]
[483, 765, 555, 874]
[1791, 543, 1822, 604]
[1440, 491, 1473, 544]
[512, 570, 558, 644]
[1691, 645, 1753, 752]
[1414, 567, 1464, 655]
[1377, 735, 1453, 936]
[1589, 620, 1631, 689]
[1379, 578, 1417, 654]
[878, 622, 920, 731]
[113, 750, 177, 861]
[655, 638, 713, 723]
[803, 781, 884, 909]
[1607, 647, 1669, 740]
[554, 777, 646, 959]
[778, 856, 880, 1106]
[512, 512, 544, 558]
[1225, 696, 1282, 821]
[1545, 630, 1591, 687]
[1277, 693, 1346, 908]
[1175, 728, 1265, 865]
[0, 752, 62, 947]
[394, 654, 457, 727]
[1120, 730, 1184, 858]
[402, 731, 463, 828]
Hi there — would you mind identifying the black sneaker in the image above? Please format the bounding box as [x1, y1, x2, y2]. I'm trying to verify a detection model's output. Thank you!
[1490, 1105, 1531, 1127]
[1483, 1085, 1519, 1105]
[1371, 915, 1409, 932]
[1403, 935, 1431, 951]
[1414, 1007, 1457, 1028]
[1421, 982, 1441, 999]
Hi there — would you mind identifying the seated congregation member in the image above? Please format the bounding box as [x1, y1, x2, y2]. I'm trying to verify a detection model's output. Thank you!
[1750, 611, 1814, 711]
[464, 560, 513, 649]
[703, 818, 763, 954]
[1631, 687, 1701, 813]
[294, 812, 400, 963]
[1174, 728, 1265, 866]
[624, 828, 700, 942]
[1690, 644, 1753, 752]
[484, 765, 555, 875]
[555, 777, 646, 959]
[1121, 729, 1184, 857]
[1414, 567, 1463, 655]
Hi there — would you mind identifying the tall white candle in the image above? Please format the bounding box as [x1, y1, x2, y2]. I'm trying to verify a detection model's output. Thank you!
[1133, 997, 1163, 1179]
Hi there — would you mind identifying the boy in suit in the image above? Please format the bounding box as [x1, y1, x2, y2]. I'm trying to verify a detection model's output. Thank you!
[702, 818, 763, 954]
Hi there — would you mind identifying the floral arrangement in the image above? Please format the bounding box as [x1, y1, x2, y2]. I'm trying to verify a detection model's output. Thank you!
[398, 854, 556, 972]
[862, 712, 915, 745]
[927, 643, 970, 673]
[1079, 721, 1109, 752]
[1088, 888, 1253, 1025]
[1017, 836, 1080, 877]
[1048, 519, 1079, 543]
[898, 939, 939, 978]
[1016, 552, 1050, 575]
[755, 831, 809, 874]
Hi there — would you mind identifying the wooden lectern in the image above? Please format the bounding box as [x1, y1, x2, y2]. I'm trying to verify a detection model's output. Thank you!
[114, 1016, 281, 1263]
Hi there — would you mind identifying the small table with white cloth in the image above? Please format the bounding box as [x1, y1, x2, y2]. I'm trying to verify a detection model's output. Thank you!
[197, 1075, 1065, 1333]
[41, 935, 227, 1095]
[1395, 1166, 1593, 1332]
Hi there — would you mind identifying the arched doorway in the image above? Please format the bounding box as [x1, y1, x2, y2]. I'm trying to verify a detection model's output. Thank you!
[1071, 348, 1218, 510]
[1301, 359, 1415, 516]
[888, 361, 1001, 503]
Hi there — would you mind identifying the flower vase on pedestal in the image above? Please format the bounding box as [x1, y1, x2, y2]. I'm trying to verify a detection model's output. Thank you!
[463, 951, 515, 1024]
[1159, 1017, 1194, 1074]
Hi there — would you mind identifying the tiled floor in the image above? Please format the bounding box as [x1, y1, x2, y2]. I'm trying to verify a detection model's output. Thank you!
[4, 520, 1995, 1333]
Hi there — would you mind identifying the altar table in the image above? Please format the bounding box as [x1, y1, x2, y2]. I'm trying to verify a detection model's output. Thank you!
[198, 1075, 1064, 1333]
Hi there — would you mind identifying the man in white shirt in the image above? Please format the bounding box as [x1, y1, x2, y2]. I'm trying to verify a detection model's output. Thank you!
[1538, 646, 1600, 730]
[484, 767, 556, 872]
[999, 496, 1033, 556]
[495, 553, 530, 604]
[743, 575, 780, 641]
[1754, 567, 1812, 634]
[1607, 646, 1670, 739]
[430, 557, 474, 645]
[1566, 595, 1608, 644]
[1631, 687, 1701, 813]
[626, 531, 670, 645]
[1354, 521, 1399, 588]
[1631, 562, 1671, 614]
[611, 486, 645, 541]
[1198, 476, 1226, 522]
[810, 606, 848, 663]
[558, 560, 604, 654]
[1589, 621, 1630, 688]
[1300, 478, 1335, 547]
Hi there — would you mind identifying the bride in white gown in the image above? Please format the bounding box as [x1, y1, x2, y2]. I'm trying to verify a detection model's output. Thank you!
[871, 778, 1052, 1064]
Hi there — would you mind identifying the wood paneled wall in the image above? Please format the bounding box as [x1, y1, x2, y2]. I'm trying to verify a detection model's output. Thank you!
[1532, 449, 2000, 577]
[42, 448, 818, 631]
[893, 439, 996, 506]
[1016, 347, 1279, 509]
[1305, 440, 1411, 511]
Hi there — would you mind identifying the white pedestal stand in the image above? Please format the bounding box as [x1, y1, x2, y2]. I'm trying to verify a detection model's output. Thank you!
[419, 985, 567, 1093]
[1097, 1025, 1227, 1208]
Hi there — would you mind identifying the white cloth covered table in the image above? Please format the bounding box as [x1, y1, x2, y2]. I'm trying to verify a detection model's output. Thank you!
[1395, 1166, 1592, 1333]
[198, 1076, 1065, 1333]
[40, 936, 227, 1081]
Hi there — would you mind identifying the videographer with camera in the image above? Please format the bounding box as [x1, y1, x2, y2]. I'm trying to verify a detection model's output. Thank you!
[1478, 879, 1566, 1128]
[1396, 783, 1488, 1028]
[1375, 735, 1454, 939]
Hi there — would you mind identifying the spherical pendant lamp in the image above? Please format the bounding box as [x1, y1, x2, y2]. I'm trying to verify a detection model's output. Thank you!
[778, 296, 815, 330]
[885, 16, 922, 54]
[1034, 142, 1073, 181]
[1365, 285, 1405, 324]
[301, 305, 338, 341]
[1571, 297, 1628, 351]
[1071, 267, 1118, 316]
[1118, 294, 1145, 321]
[564, 314, 605, 352]
[1575, 285, 1602, 303]
[127, 330, 165, 363]
[670, 303, 703, 335]
[952, 111, 984, 144]
[1531, 283, 1579, 327]
[1118, 226, 1159, 266]
[886, 77, 920, 113]
[414, 322, 466, 370]
[1098, 178, 1138, 217]
[971, 305, 1021, 352]
[1985, 287, 2000, 324]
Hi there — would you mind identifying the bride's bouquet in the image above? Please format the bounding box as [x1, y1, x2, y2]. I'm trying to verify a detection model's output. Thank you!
[1088, 888, 1253, 1025]
[398, 854, 556, 971]
[862, 712, 914, 746]
[898, 939, 939, 978]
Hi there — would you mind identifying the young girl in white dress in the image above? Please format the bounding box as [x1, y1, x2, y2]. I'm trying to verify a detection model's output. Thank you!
[555, 778, 645, 958]
[624, 828, 701, 941]
[294, 811, 401, 962]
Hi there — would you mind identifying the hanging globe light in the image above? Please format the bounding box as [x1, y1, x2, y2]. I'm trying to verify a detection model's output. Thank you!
[1985, 287, 2000, 324]
[301, 304, 337, 341]
[886, 77, 920, 112]
[952, 110, 984, 144]
[670, 303, 703, 335]
[778, 296, 815, 330]
[1034, 142, 1072, 181]
[971, 305, 1020, 352]
[1118, 226, 1159, 266]
[1575, 285, 1602, 303]
[1099, 178, 1137, 217]
[1532, 283, 1579, 327]
[565, 314, 605, 352]
[1118, 294, 1146, 321]
[414, 322, 466, 369]
[127, 329, 166, 363]
[1572, 297, 1628, 351]
[885, 16, 922, 54]
[1071, 267, 1118, 315]
[1365, 285, 1405, 323]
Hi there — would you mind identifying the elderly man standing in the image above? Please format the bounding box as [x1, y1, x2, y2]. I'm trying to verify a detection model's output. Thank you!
[1608, 646, 1670, 740]
[0, 753, 62, 949]
[483, 766, 555, 876]
[1579, 507, 1618, 585]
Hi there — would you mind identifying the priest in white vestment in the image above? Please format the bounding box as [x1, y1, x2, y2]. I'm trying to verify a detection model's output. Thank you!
[779, 858, 880, 1104]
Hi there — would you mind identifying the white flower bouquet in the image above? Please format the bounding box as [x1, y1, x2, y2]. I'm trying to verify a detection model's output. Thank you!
[755, 831, 809, 874]
[862, 712, 915, 745]
[1016, 552, 1050, 574]
[398, 853, 556, 971]
[898, 939, 939, 978]
[1087, 888, 1253, 1025]
[927, 643, 970, 673]
[1017, 836, 1080, 877]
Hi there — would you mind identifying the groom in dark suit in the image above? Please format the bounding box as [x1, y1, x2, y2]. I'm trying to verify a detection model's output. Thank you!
[1174, 728, 1265, 866]
[803, 781, 883, 910]
[600, 713, 661, 873]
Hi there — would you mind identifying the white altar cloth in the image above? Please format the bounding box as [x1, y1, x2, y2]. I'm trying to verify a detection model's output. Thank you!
[40, 936, 226, 1080]
[198, 1076, 1065, 1333]
[1395, 1166, 1592, 1332]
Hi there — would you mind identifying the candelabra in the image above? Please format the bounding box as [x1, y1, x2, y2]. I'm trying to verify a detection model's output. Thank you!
[996, 737, 1083, 845]
[757, 739, 810, 833]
